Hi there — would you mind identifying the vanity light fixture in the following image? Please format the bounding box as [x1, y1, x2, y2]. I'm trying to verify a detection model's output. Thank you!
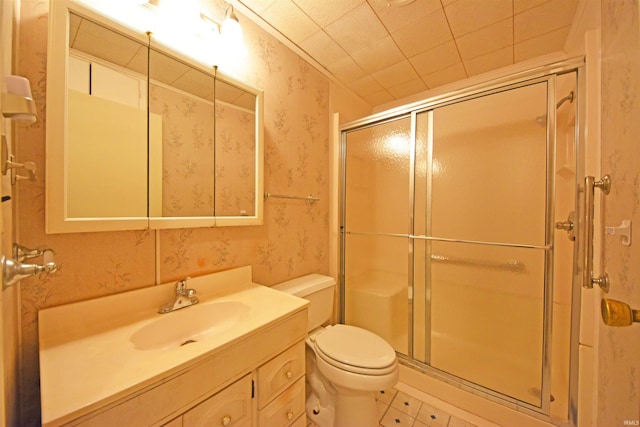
[75, 0, 246, 67]
[202, 2, 247, 63]
[221, 4, 243, 47]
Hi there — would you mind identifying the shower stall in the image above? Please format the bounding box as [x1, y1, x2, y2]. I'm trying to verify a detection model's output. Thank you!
[339, 60, 583, 424]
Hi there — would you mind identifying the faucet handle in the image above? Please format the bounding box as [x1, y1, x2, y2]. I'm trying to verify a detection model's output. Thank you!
[175, 276, 191, 294]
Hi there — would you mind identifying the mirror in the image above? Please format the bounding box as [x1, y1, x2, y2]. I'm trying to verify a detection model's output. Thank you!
[46, 0, 263, 233]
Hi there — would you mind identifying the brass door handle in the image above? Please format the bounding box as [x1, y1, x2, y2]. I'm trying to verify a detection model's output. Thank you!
[601, 298, 640, 326]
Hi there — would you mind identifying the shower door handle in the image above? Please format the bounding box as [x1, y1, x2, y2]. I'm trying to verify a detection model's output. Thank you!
[582, 175, 611, 290]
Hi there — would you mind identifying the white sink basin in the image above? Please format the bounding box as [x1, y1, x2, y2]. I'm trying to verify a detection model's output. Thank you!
[131, 300, 249, 350]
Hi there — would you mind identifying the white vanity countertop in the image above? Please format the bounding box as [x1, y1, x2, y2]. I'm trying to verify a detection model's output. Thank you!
[38, 266, 308, 426]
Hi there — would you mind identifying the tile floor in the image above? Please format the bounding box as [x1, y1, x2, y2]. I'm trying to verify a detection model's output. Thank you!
[376, 388, 478, 427]
[307, 387, 479, 427]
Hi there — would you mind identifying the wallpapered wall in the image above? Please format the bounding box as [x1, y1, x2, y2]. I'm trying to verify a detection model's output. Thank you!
[13, 1, 370, 424]
[149, 82, 257, 217]
[599, 0, 640, 424]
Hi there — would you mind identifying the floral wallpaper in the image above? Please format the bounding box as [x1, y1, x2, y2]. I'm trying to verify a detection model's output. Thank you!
[598, 0, 640, 425]
[150, 83, 216, 217]
[214, 101, 256, 217]
[10, 1, 369, 424]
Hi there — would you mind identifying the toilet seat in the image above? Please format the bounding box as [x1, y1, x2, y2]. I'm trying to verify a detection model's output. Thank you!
[311, 324, 397, 375]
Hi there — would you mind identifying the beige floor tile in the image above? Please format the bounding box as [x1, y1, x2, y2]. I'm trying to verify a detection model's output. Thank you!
[416, 403, 450, 427]
[391, 390, 423, 418]
[377, 399, 390, 420]
[376, 388, 398, 404]
[381, 406, 417, 427]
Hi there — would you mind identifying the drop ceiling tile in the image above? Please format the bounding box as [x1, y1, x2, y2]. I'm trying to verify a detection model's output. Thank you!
[299, 30, 349, 66]
[369, 0, 442, 34]
[292, 0, 363, 27]
[422, 62, 468, 89]
[444, 0, 512, 37]
[392, 8, 453, 57]
[69, 13, 80, 42]
[372, 60, 420, 88]
[149, 50, 190, 85]
[73, 19, 142, 68]
[456, 18, 513, 61]
[514, 0, 579, 42]
[348, 74, 385, 96]
[514, 0, 551, 14]
[515, 25, 571, 62]
[238, 0, 278, 15]
[387, 77, 428, 99]
[126, 47, 150, 76]
[410, 41, 461, 76]
[325, 3, 389, 53]
[463, 46, 513, 76]
[261, 0, 320, 44]
[172, 68, 215, 101]
[326, 56, 367, 84]
[362, 89, 395, 106]
[351, 35, 405, 73]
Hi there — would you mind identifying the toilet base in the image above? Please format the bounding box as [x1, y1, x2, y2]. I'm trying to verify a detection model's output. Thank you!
[334, 390, 379, 427]
[306, 393, 334, 427]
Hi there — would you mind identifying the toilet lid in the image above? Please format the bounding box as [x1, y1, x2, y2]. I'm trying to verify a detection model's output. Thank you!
[314, 324, 396, 369]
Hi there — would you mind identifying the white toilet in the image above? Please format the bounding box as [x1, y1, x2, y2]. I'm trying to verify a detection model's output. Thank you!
[273, 274, 399, 427]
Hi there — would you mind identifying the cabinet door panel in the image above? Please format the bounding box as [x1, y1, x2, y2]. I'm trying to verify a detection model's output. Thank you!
[258, 377, 305, 427]
[257, 341, 305, 408]
[183, 374, 252, 427]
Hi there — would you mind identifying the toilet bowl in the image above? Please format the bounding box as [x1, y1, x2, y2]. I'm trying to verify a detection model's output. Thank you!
[273, 274, 399, 427]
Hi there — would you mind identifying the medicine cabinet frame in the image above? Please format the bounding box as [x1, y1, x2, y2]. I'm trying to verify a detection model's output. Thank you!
[45, 0, 264, 233]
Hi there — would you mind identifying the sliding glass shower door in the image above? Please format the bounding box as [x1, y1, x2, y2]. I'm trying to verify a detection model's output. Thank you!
[342, 116, 412, 355]
[341, 71, 579, 418]
[413, 82, 549, 407]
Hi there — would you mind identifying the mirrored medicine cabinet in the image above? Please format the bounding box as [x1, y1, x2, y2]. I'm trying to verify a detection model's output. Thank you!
[46, 0, 264, 233]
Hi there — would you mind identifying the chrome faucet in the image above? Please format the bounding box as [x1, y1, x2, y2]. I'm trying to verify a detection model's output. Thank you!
[158, 277, 199, 314]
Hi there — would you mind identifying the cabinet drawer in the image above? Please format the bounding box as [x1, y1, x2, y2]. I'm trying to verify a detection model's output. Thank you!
[183, 374, 252, 427]
[290, 415, 306, 427]
[257, 340, 305, 408]
[162, 417, 182, 427]
[258, 377, 305, 427]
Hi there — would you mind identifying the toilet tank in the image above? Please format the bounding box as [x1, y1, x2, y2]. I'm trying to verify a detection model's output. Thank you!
[272, 274, 335, 331]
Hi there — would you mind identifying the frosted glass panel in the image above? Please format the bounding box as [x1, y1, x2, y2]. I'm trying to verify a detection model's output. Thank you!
[431, 83, 548, 245]
[425, 240, 545, 407]
[344, 234, 408, 354]
[344, 117, 411, 235]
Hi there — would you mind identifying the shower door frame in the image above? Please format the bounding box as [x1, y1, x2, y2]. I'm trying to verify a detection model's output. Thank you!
[339, 57, 585, 426]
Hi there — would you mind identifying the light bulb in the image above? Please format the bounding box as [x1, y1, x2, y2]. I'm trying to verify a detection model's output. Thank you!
[221, 14, 242, 46]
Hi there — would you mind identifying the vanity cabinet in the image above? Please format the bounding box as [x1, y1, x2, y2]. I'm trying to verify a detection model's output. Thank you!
[180, 374, 253, 427]
[257, 341, 306, 426]
[163, 341, 306, 427]
[53, 310, 307, 427]
[39, 268, 310, 427]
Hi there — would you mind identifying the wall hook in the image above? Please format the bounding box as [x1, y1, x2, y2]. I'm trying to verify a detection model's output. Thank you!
[1, 135, 37, 183]
[605, 220, 632, 246]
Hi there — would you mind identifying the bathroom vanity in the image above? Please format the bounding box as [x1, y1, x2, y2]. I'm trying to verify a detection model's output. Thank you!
[38, 266, 308, 426]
